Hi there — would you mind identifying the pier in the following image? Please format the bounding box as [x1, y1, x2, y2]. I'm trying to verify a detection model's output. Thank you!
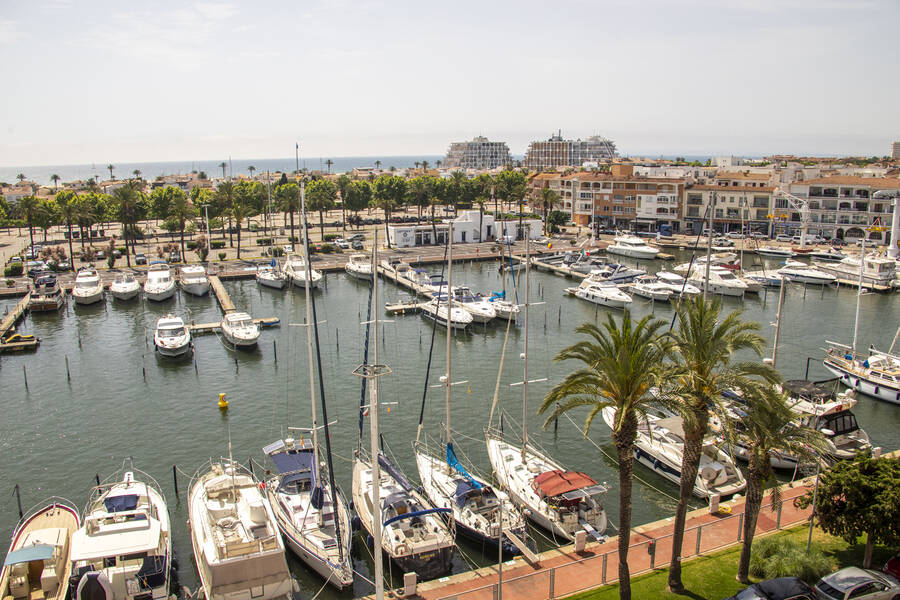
[0, 292, 38, 353]
[208, 275, 235, 313]
[188, 316, 281, 334]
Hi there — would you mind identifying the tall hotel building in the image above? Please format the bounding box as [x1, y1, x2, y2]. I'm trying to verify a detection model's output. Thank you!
[523, 131, 617, 170]
[443, 136, 512, 169]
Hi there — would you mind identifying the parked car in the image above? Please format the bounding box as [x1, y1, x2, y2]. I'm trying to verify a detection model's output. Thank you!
[282, 244, 294, 253]
[55, 260, 71, 271]
[725, 577, 816, 600]
[351, 241, 364, 250]
[749, 231, 767, 239]
[814, 567, 900, 600]
[775, 234, 792, 242]
[334, 238, 350, 249]
[348, 233, 366, 242]
[9, 256, 23, 265]
[726, 232, 745, 239]
[168, 251, 182, 263]
[885, 553, 900, 580]
[135, 253, 148, 265]
[26, 261, 48, 278]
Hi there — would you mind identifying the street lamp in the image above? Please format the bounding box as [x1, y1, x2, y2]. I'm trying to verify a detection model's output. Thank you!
[806, 427, 834, 554]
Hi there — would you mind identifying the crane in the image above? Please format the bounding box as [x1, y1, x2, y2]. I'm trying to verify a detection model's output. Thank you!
[774, 188, 812, 247]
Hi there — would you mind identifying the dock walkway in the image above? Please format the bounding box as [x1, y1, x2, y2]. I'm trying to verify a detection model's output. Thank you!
[207, 275, 235, 313]
[0, 292, 38, 352]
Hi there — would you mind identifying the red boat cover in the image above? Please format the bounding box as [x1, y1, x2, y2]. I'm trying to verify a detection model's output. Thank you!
[532, 470, 597, 498]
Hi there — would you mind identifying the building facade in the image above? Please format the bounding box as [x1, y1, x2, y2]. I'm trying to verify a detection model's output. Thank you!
[523, 132, 617, 171]
[789, 176, 898, 242]
[682, 172, 776, 234]
[443, 136, 511, 170]
[892, 142, 900, 160]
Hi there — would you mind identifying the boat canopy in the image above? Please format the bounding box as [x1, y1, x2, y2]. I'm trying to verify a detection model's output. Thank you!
[531, 470, 597, 499]
[453, 480, 483, 508]
[4, 544, 55, 566]
[104, 494, 139, 513]
[382, 507, 451, 528]
[269, 447, 316, 493]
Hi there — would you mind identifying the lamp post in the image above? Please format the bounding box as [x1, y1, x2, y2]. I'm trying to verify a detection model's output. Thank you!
[806, 428, 833, 554]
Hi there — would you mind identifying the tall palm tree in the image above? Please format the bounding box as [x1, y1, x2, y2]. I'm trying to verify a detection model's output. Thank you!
[169, 190, 198, 260]
[735, 385, 824, 584]
[540, 187, 561, 235]
[374, 159, 382, 171]
[216, 181, 235, 247]
[540, 314, 669, 600]
[325, 159, 334, 174]
[55, 190, 82, 264]
[275, 183, 300, 242]
[229, 199, 252, 259]
[107, 164, 115, 180]
[50, 174, 60, 191]
[664, 297, 777, 592]
[421, 159, 429, 172]
[218, 162, 227, 180]
[17, 195, 41, 253]
[414, 161, 420, 170]
[435, 160, 442, 169]
[132, 169, 142, 180]
[112, 182, 143, 267]
[336, 174, 352, 232]
[16, 173, 26, 183]
[248, 165, 256, 179]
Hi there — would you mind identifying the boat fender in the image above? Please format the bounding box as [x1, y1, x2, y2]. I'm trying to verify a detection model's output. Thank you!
[653, 459, 660, 470]
[351, 515, 361, 531]
[874, 386, 879, 395]
[258, 481, 265, 490]
[396, 543, 408, 556]
[855, 379, 860, 388]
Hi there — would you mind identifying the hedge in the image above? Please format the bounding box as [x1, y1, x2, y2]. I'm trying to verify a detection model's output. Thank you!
[210, 240, 226, 249]
[4, 264, 24, 277]
[256, 237, 274, 246]
[323, 234, 339, 242]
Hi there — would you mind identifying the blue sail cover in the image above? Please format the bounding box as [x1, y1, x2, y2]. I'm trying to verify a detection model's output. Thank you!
[488, 291, 506, 302]
[377, 453, 414, 492]
[446, 443, 483, 492]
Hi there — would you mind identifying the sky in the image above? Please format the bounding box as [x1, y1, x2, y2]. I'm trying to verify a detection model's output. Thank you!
[1, 0, 898, 167]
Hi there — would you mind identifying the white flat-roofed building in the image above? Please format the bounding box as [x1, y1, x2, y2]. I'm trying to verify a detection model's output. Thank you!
[524, 131, 617, 171]
[444, 136, 511, 170]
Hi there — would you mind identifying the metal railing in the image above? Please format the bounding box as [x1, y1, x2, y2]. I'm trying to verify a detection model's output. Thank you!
[435, 498, 807, 600]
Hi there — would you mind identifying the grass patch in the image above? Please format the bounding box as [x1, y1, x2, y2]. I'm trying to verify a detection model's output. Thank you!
[567, 526, 894, 600]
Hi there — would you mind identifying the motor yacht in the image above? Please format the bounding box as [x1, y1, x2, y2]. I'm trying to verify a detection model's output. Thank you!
[487, 292, 519, 320]
[344, 253, 373, 281]
[283, 253, 322, 288]
[29, 272, 65, 311]
[188, 459, 293, 600]
[756, 246, 795, 258]
[605, 235, 660, 259]
[419, 294, 473, 330]
[602, 408, 746, 499]
[808, 249, 846, 262]
[567, 277, 632, 309]
[0, 497, 80, 600]
[631, 275, 672, 302]
[588, 263, 646, 284]
[220, 312, 260, 347]
[179, 265, 210, 296]
[687, 266, 748, 297]
[777, 261, 837, 285]
[110, 273, 141, 301]
[153, 315, 192, 358]
[449, 286, 496, 323]
[143, 262, 176, 302]
[823, 344, 900, 405]
[742, 270, 784, 287]
[655, 271, 702, 297]
[68, 466, 172, 600]
[72, 268, 104, 305]
[256, 264, 287, 289]
[263, 438, 353, 589]
[673, 253, 739, 274]
[813, 253, 896, 287]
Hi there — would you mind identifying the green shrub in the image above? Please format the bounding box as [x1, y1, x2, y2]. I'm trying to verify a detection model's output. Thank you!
[186, 241, 198, 250]
[749, 536, 833, 584]
[4, 264, 23, 277]
[268, 247, 284, 257]
[319, 243, 334, 254]
[256, 237, 274, 246]
[288, 236, 299, 243]
[217, 252, 227, 261]
[210, 240, 226, 249]
[116, 246, 127, 253]
[323, 234, 339, 242]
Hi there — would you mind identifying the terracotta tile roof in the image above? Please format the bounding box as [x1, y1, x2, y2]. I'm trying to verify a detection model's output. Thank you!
[796, 176, 900, 189]
[689, 185, 775, 193]
[715, 172, 771, 180]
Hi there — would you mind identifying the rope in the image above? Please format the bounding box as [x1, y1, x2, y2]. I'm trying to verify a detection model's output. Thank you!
[307, 576, 330, 600]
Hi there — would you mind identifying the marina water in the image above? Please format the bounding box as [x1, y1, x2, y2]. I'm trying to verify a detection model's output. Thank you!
[1, 250, 899, 598]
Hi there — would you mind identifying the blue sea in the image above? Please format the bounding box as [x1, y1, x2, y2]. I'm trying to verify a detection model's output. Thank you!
[0, 155, 447, 186]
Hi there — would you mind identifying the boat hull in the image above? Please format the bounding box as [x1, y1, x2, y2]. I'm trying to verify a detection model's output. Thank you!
[155, 340, 191, 357]
[223, 332, 259, 347]
[110, 287, 140, 301]
[344, 266, 373, 280]
[72, 290, 103, 305]
[144, 286, 176, 302]
[421, 308, 470, 330]
[29, 295, 65, 311]
[181, 281, 210, 296]
[824, 360, 900, 405]
[257, 276, 286, 289]
[606, 247, 659, 259]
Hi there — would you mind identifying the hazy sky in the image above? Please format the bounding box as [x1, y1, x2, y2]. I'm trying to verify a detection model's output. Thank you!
[1, 0, 898, 166]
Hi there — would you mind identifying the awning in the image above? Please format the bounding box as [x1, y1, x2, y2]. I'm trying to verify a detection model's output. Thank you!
[531, 470, 597, 498]
[269, 448, 315, 493]
[105, 494, 138, 513]
[4, 544, 55, 566]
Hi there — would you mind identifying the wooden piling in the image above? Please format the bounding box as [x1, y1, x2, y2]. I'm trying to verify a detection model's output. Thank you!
[23, 365, 28, 390]
[172, 465, 179, 497]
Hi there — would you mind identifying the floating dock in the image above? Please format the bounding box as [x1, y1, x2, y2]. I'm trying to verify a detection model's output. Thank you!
[0, 293, 39, 353]
[188, 316, 281, 334]
[207, 275, 235, 313]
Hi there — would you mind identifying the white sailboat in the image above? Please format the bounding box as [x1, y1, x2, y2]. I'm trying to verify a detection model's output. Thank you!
[486, 240, 609, 542]
[352, 232, 455, 585]
[179, 265, 210, 296]
[414, 226, 530, 557]
[283, 253, 322, 288]
[256, 263, 287, 290]
[263, 182, 353, 588]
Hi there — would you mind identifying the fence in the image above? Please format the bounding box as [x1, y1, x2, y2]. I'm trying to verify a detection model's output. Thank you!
[432, 493, 812, 600]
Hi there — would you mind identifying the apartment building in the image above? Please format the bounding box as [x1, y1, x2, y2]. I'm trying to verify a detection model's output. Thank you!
[892, 142, 900, 160]
[444, 136, 511, 170]
[789, 176, 898, 242]
[523, 131, 617, 170]
[528, 165, 684, 232]
[682, 172, 777, 234]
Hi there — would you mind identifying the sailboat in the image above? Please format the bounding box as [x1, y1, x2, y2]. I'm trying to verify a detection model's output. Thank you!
[485, 239, 609, 543]
[414, 224, 530, 556]
[351, 231, 455, 583]
[263, 180, 353, 588]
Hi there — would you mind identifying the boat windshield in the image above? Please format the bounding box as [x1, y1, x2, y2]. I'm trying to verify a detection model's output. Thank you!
[821, 411, 859, 436]
[76, 279, 97, 289]
[232, 318, 253, 328]
[159, 327, 185, 338]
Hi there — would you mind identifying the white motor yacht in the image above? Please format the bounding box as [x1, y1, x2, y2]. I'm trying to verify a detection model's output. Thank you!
[72, 268, 104, 305]
[673, 253, 739, 274]
[420, 294, 473, 330]
[808, 249, 846, 262]
[602, 408, 746, 499]
[220, 312, 260, 347]
[687, 266, 748, 297]
[110, 273, 141, 301]
[567, 277, 632, 309]
[344, 253, 373, 281]
[631, 275, 672, 302]
[179, 265, 210, 296]
[143, 262, 176, 302]
[655, 271, 701, 297]
[450, 286, 496, 323]
[743, 270, 784, 287]
[69, 466, 172, 600]
[777, 261, 837, 285]
[153, 315, 192, 357]
[188, 459, 293, 600]
[29, 272, 66, 311]
[256, 264, 287, 289]
[756, 246, 795, 258]
[589, 263, 646, 284]
[781, 379, 872, 460]
[605, 235, 660, 259]
[1, 497, 80, 600]
[263, 438, 353, 589]
[813, 253, 896, 287]
[282, 253, 322, 288]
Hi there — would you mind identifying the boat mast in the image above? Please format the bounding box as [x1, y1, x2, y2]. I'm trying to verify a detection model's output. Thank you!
[703, 191, 715, 299]
[369, 230, 384, 600]
[852, 236, 865, 354]
[299, 179, 323, 518]
[521, 237, 530, 459]
[444, 223, 453, 450]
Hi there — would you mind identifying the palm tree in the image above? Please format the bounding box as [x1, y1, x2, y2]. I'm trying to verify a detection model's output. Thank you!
[275, 183, 300, 242]
[50, 174, 60, 191]
[735, 385, 824, 584]
[540, 187, 561, 235]
[218, 162, 227, 180]
[216, 181, 235, 247]
[325, 159, 334, 174]
[421, 159, 429, 172]
[336, 174, 352, 232]
[664, 297, 777, 593]
[414, 161, 420, 170]
[107, 164, 115, 180]
[229, 199, 252, 259]
[16, 173, 26, 183]
[132, 169, 142, 180]
[540, 314, 669, 600]
[55, 190, 82, 264]
[112, 182, 143, 267]
[169, 190, 198, 260]
[435, 160, 442, 169]
[305, 179, 337, 241]
[18, 195, 41, 253]
[248, 165, 256, 179]
[374, 160, 382, 171]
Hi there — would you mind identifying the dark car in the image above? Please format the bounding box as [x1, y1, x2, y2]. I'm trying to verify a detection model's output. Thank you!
[135, 253, 148, 265]
[168, 251, 182, 263]
[351, 241, 364, 250]
[885, 553, 900, 580]
[830, 239, 846, 247]
[725, 577, 816, 600]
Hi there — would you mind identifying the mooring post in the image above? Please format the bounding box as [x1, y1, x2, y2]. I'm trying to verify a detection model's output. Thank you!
[273, 339, 277, 362]
[14, 483, 23, 519]
[95, 473, 101, 487]
[172, 465, 179, 497]
[65, 355, 71, 382]
[23, 365, 28, 390]
[336, 328, 339, 352]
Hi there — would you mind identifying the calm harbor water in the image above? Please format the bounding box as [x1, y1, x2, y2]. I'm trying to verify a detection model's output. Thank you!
[1, 249, 898, 598]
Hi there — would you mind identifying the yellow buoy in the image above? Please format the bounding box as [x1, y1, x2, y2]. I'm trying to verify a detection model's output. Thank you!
[218, 393, 229, 410]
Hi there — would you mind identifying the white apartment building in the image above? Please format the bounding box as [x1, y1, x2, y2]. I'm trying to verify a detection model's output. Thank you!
[523, 132, 617, 170]
[444, 136, 511, 170]
[789, 176, 898, 242]
[683, 172, 777, 234]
